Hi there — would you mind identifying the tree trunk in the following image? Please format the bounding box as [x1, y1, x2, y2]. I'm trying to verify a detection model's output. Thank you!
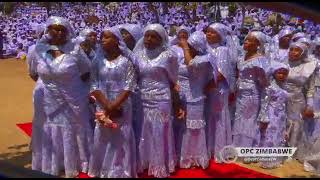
[3, 2, 15, 15]
[192, 2, 197, 21]
[163, 2, 168, 14]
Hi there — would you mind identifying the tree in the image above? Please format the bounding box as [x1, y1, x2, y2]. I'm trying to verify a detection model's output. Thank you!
[162, 2, 168, 14]
[3, 2, 16, 15]
[228, 2, 237, 17]
[38, 2, 52, 15]
[0, 3, 4, 13]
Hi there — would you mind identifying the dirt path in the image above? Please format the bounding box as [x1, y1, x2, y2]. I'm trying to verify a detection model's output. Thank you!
[0, 59, 34, 169]
[0, 58, 316, 177]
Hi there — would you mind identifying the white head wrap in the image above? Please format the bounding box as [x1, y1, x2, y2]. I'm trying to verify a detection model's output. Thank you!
[208, 23, 228, 44]
[271, 60, 289, 73]
[100, 25, 135, 57]
[176, 25, 191, 36]
[187, 31, 207, 55]
[36, 16, 75, 54]
[102, 25, 126, 44]
[278, 28, 293, 40]
[134, 23, 169, 53]
[119, 23, 143, 43]
[297, 37, 311, 46]
[44, 16, 75, 40]
[292, 32, 306, 42]
[144, 23, 168, 47]
[290, 42, 308, 59]
[79, 28, 95, 39]
[170, 25, 190, 46]
[246, 31, 267, 54]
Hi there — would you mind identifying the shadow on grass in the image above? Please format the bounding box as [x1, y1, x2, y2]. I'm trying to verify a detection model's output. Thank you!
[0, 143, 31, 168]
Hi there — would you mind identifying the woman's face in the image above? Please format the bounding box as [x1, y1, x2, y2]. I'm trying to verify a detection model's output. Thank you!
[47, 24, 68, 45]
[101, 31, 119, 51]
[120, 28, 136, 50]
[87, 32, 97, 47]
[144, 30, 162, 50]
[243, 35, 260, 52]
[279, 34, 292, 49]
[289, 46, 304, 62]
[274, 68, 289, 82]
[177, 30, 188, 41]
[205, 27, 221, 44]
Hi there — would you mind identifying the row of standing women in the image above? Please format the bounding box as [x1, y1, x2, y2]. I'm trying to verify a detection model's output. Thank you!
[27, 16, 320, 177]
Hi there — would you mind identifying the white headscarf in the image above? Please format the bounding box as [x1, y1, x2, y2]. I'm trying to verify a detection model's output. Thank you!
[292, 32, 306, 42]
[208, 23, 228, 45]
[278, 28, 293, 40]
[79, 28, 95, 39]
[246, 31, 267, 54]
[36, 16, 75, 54]
[144, 23, 168, 47]
[102, 25, 127, 49]
[44, 16, 75, 40]
[271, 60, 289, 74]
[187, 31, 207, 55]
[119, 23, 143, 43]
[133, 23, 169, 55]
[290, 42, 308, 60]
[170, 25, 191, 46]
[297, 37, 311, 46]
[176, 25, 191, 35]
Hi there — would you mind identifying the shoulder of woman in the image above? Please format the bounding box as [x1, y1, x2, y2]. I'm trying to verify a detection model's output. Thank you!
[64, 54, 78, 62]
[120, 54, 131, 63]
[170, 45, 182, 51]
[162, 49, 178, 59]
[304, 59, 318, 73]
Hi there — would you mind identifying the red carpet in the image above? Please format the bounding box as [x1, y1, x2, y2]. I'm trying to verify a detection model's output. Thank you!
[17, 122, 277, 178]
[16, 123, 32, 137]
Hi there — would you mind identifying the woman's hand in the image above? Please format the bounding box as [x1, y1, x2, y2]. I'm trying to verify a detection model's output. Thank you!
[176, 108, 186, 120]
[95, 111, 118, 129]
[29, 74, 39, 82]
[88, 95, 96, 104]
[228, 92, 236, 105]
[204, 80, 216, 94]
[106, 101, 117, 112]
[217, 72, 225, 82]
[259, 122, 268, 131]
[173, 83, 181, 92]
[302, 106, 314, 119]
[95, 111, 107, 124]
[105, 101, 123, 113]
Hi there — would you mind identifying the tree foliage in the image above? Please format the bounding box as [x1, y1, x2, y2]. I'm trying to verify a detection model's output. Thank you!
[3, 2, 16, 15]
